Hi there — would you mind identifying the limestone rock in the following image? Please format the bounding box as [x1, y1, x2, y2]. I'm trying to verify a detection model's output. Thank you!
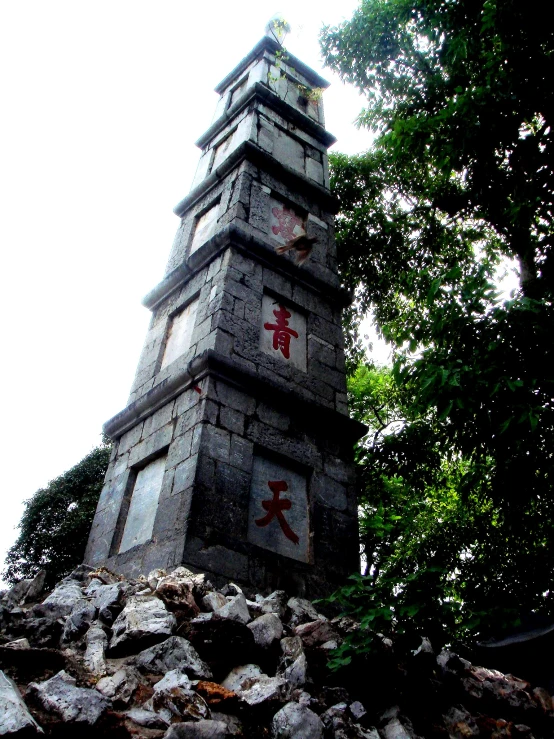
[27, 670, 110, 725]
[221, 664, 264, 694]
[164, 720, 231, 738]
[151, 669, 210, 723]
[215, 594, 251, 625]
[3, 638, 31, 650]
[0, 669, 43, 735]
[247, 613, 283, 648]
[62, 601, 97, 642]
[4, 571, 46, 609]
[184, 614, 256, 674]
[382, 718, 415, 739]
[109, 595, 176, 655]
[135, 636, 212, 679]
[256, 591, 288, 618]
[32, 580, 83, 620]
[96, 666, 139, 707]
[84, 624, 108, 675]
[286, 597, 322, 627]
[283, 653, 308, 689]
[222, 665, 284, 706]
[240, 676, 285, 706]
[92, 582, 126, 624]
[147, 569, 167, 591]
[126, 707, 169, 729]
[155, 576, 200, 619]
[23, 617, 63, 649]
[271, 701, 324, 738]
[294, 619, 338, 648]
[202, 592, 228, 612]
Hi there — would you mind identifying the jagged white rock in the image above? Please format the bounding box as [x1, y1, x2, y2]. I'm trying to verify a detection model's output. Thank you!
[28, 670, 111, 725]
[135, 635, 212, 679]
[109, 595, 176, 654]
[272, 701, 324, 738]
[0, 670, 43, 735]
[247, 612, 283, 648]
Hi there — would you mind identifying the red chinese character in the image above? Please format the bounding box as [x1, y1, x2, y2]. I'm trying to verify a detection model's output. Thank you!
[264, 305, 298, 359]
[255, 480, 299, 545]
[271, 206, 304, 242]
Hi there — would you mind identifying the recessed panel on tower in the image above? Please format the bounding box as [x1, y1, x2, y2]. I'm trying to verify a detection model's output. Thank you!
[247, 455, 310, 563]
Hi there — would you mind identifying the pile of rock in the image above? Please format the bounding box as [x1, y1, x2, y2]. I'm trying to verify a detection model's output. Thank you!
[1, 565, 554, 738]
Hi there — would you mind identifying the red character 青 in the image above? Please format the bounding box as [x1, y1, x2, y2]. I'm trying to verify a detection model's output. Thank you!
[263, 304, 298, 359]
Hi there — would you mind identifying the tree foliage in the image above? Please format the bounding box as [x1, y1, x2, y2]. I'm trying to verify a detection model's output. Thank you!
[3, 444, 110, 589]
[320, 0, 554, 659]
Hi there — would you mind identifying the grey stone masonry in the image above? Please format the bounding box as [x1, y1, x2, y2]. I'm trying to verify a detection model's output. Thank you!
[85, 34, 366, 598]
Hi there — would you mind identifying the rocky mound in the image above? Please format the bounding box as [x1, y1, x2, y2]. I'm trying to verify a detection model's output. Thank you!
[1, 565, 553, 738]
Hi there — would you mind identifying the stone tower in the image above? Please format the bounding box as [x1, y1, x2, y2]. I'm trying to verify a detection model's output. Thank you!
[85, 34, 366, 597]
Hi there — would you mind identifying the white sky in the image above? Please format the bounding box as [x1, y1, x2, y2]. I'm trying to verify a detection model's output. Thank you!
[0, 0, 377, 586]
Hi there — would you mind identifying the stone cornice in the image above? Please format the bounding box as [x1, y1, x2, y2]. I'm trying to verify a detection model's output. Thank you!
[214, 36, 330, 95]
[195, 82, 337, 151]
[103, 349, 367, 444]
[141, 222, 352, 312]
[173, 139, 339, 218]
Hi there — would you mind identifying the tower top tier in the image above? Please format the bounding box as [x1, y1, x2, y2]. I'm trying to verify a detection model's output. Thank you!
[208, 35, 331, 135]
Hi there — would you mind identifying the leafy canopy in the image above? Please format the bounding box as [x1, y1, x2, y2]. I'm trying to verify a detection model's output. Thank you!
[320, 0, 554, 658]
[3, 444, 110, 589]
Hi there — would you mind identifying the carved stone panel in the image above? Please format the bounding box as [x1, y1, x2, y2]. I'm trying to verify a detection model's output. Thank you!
[161, 299, 199, 370]
[119, 455, 167, 553]
[247, 455, 310, 563]
[260, 293, 307, 372]
[190, 203, 219, 255]
[268, 199, 305, 246]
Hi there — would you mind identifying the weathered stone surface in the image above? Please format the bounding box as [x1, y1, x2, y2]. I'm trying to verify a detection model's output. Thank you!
[256, 591, 288, 618]
[240, 676, 285, 706]
[32, 580, 83, 620]
[135, 636, 212, 679]
[151, 669, 210, 722]
[283, 653, 307, 688]
[23, 618, 63, 649]
[3, 638, 31, 650]
[110, 596, 176, 654]
[28, 670, 110, 725]
[247, 613, 283, 648]
[155, 576, 200, 618]
[96, 666, 139, 706]
[202, 592, 228, 612]
[126, 707, 169, 729]
[92, 582, 126, 624]
[4, 572, 46, 609]
[381, 718, 414, 739]
[84, 624, 108, 675]
[164, 720, 231, 738]
[0, 670, 43, 735]
[286, 598, 321, 627]
[294, 619, 338, 648]
[221, 664, 264, 694]
[271, 702, 323, 738]
[214, 594, 251, 625]
[183, 615, 256, 674]
[62, 602, 97, 642]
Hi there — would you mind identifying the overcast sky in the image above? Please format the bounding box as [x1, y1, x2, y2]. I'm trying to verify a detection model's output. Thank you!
[0, 0, 381, 586]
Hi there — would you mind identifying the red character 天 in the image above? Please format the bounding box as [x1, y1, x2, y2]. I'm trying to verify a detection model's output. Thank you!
[255, 480, 299, 544]
[271, 206, 304, 242]
[263, 304, 298, 359]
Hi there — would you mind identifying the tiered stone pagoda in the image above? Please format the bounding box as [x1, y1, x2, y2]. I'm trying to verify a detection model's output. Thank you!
[85, 32, 366, 597]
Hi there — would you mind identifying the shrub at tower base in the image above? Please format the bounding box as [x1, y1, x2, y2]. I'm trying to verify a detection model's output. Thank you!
[3, 444, 111, 590]
[320, 0, 554, 659]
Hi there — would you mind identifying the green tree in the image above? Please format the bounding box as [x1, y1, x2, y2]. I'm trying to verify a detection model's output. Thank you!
[319, 0, 554, 656]
[3, 444, 110, 589]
